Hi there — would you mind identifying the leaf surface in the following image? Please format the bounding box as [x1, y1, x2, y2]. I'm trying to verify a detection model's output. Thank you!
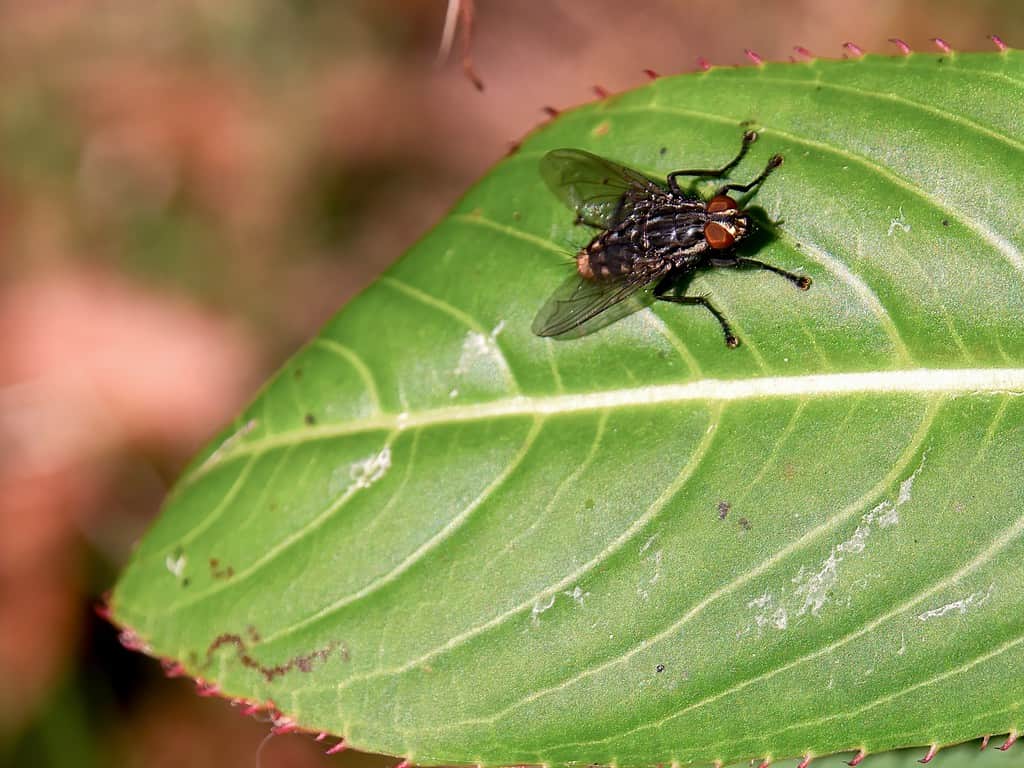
[112, 50, 1024, 767]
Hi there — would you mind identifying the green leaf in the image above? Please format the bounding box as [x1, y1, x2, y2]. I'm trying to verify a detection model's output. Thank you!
[112, 50, 1024, 767]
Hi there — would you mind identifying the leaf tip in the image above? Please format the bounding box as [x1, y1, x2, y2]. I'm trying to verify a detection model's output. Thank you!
[160, 659, 186, 678]
[744, 48, 764, 66]
[94, 592, 113, 622]
[846, 750, 867, 766]
[842, 42, 865, 58]
[989, 34, 1008, 51]
[270, 715, 299, 735]
[999, 731, 1018, 751]
[793, 46, 814, 60]
[917, 745, 939, 764]
[930, 37, 953, 53]
[325, 739, 348, 755]
[888, 38, 912, 55]
[194, 678, 221, 697]
[117, 628, 151, 654]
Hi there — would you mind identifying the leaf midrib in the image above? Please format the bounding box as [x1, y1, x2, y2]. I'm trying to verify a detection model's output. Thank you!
[188, 366, 1024, 485]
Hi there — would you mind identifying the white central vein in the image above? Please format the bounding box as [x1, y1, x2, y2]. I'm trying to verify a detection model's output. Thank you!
[189, 368, 1024, 479]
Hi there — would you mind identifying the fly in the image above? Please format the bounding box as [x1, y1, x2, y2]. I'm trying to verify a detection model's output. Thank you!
[532, 130, 810, 347]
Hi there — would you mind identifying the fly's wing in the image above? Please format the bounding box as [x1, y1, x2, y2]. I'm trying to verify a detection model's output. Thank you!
[532, 261, 670, 338]
[540, 149, 665, 229]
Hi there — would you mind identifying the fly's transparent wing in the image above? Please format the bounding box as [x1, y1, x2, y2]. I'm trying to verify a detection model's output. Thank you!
[541, 149, 665, 229]
[532, 263, 670, 338]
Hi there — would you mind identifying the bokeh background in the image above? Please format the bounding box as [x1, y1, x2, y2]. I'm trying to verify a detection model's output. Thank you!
[1, 2, 1021, 766]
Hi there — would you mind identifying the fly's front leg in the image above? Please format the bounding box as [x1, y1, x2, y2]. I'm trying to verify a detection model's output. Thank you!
[736, 257, 812, 289]
[666, 130, 757, 195]
[714, 154, 783, 197]
[653, 276, 739, 348]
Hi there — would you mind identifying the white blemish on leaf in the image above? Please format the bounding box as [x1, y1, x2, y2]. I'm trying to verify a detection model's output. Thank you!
[918, 584, 995, 621]
[747, 590, 789, 632]
[454, 328, 502, 377]
[564, 585, 590, 605]
[351, 447, 392, 490]
[887, 204, 911, 236]
[638, 547, 662, 601]
[793, 451, 927, 616]
[202, 418, 258, 467]
[165, 553, 186, 579]
[649, 550, 662, 584]
[451, 323, 509, 391]
[640, 535, 657, 554]
[531, 594, 556, 624]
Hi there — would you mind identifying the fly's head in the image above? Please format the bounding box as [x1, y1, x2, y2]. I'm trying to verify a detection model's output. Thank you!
[703, 194, 750, 251]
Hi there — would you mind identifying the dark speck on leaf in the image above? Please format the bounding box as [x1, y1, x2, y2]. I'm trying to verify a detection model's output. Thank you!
[942, 219, 950, 227]
[304, 413, 316, 426]
[717, 501, 731, 520]
[182, 578, 191, 587]
[584, 498, 595, 510]
[738, 517, 752, 531]
[656, 663, 666, 673]
[293, 367, 303, 380]
[659, 147, 667, 155]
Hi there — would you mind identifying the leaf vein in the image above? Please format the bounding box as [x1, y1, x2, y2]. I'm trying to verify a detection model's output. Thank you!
[432, 398, 941, 735]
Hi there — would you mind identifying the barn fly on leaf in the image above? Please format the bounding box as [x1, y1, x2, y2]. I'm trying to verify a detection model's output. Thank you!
[533, 130, 810, 347]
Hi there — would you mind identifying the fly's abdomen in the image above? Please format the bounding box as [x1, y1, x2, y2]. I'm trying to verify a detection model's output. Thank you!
[577, 229, 641, 280]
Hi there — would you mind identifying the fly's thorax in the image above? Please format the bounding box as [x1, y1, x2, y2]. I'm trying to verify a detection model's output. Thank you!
[643, 205, 707, 255]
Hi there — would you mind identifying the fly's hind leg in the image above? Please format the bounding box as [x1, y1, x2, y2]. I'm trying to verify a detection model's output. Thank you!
[653, 276, 739, 348]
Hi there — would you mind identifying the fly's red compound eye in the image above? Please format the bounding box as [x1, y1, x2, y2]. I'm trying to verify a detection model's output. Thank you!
[704, 221, 736, 249]
[707, 194, 738, 213]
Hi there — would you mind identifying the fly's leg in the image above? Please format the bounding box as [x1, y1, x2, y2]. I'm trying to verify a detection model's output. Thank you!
[713, 154, 783, 196]
[653, 276, 739, 348]
[735, 257, 812, 289]
[666, 130, 757, 194]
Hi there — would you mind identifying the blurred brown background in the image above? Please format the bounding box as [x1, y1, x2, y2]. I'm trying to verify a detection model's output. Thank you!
[0, 2, 1019, 766]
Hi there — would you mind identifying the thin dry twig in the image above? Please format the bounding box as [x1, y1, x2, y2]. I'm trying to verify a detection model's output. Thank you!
[436, 0, 484, 91]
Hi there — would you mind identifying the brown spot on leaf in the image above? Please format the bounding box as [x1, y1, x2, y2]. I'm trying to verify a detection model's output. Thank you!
[204, 632, 344, 683]
[209, 558, 235, 580]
